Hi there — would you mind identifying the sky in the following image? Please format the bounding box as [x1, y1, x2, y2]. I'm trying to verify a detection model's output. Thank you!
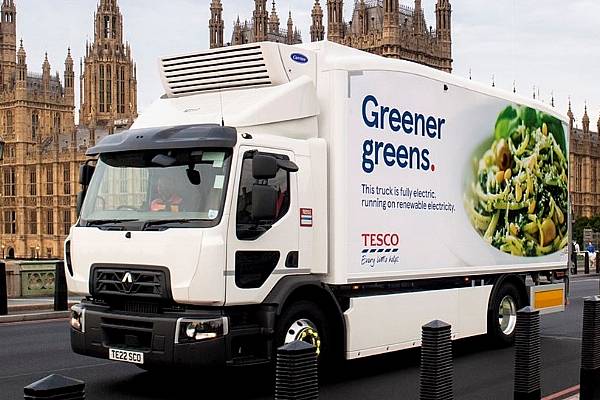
[16, 0, 600, 128]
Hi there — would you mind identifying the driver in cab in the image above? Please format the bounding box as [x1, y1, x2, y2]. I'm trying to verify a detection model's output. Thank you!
[150, 176, 183, 212]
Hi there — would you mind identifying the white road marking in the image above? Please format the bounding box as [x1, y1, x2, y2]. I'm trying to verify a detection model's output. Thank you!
[0, 361, 115, 381]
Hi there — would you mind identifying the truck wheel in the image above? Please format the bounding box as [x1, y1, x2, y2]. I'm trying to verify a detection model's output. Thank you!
[275, 300, 331, 367]
[488, 282, 523, 346]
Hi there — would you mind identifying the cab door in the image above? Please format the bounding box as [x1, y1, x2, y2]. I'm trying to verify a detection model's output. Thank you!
[225, 146, 300, 305]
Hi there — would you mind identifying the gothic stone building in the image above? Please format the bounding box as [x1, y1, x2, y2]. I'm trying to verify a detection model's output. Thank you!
[568, 102, 600, 218]
[80, 0, 137, 145]
[209, 0, 452, 73]
[209, 0, 302, 48]
[0, 0, 137, 260]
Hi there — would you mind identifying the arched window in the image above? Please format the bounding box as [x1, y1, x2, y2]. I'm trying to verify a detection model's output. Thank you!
[53, 113, 61, 134]
[5, 110, 13, 135]
[104, 15, 111, 38]
[99, 65, 105, 113]
[32, 112, 39, 140]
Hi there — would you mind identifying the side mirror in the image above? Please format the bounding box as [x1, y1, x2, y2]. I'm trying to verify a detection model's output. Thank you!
[76, 190, 86, 216]
[251, 184, 277, 221]
[252, 154, 299, 180]
[0, 140, 4, 161]
[252, 154, 278, 180]
[79, 164, 95, 186]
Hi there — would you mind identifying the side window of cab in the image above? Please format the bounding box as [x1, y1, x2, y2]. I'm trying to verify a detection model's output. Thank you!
[236, 151, 291, 241]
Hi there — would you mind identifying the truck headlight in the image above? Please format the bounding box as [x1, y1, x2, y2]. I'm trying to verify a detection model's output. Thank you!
[70, 304, 85, 332]
[175, 317, 228, 344]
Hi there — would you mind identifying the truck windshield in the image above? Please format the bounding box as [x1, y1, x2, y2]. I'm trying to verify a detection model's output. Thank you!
[79, 149, 232, 229]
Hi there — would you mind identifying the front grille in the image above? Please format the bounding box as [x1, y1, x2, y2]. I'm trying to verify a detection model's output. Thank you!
[112, 301, 160, 314]
[101, 317, 153, 351]
[92, 267, 169, 300]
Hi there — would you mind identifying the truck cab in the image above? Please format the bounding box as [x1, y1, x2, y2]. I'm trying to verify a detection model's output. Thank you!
[67, 43, 333, 367]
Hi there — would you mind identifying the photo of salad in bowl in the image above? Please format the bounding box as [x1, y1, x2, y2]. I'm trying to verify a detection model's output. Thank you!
[465, 105, 569, 257]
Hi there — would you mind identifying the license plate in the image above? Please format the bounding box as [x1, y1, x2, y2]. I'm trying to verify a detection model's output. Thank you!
[109, 348, 144, 364]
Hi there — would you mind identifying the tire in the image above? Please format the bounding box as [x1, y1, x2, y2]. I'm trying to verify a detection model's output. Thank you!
[487, 282, 523, 346]
[274, 300, 333, 368]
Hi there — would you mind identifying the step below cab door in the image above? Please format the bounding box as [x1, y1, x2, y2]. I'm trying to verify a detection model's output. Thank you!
[225, 146, 301, 305]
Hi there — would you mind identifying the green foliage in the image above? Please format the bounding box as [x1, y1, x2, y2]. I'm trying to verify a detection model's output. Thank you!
[494, 105, 567, 154]
[573, 216, 600, 246]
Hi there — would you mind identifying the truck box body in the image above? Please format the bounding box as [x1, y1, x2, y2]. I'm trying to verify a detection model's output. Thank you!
[66, 41, 569, 367]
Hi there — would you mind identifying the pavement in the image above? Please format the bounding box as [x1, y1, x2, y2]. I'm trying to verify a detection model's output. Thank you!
[0, 278, 597, 399]
[0, 296, 80, 323]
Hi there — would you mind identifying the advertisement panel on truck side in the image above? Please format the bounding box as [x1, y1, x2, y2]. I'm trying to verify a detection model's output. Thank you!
[346, 71, 569, 279]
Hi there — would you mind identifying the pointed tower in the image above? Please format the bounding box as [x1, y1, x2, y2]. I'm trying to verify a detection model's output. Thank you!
[310, 0, 324, 42]
[253, 0, 268, 42]
[567, 99, 574, 133]
[597, 112, 600, 135]
[0, 0, 17, 89]
[383, 0, 400, 53]
[327, 0, 344, 43]
[209, 0, 224, 49]
[269, 1, 280, 33]
[64, 48, 74, 108]
[81, 0, 137, 133]
[583, 103, 590, 134]
[16, 39, 25, 83]
[413, 0, 426, 36]
[42, 53, 51, 94]
[287, 11, 294, 44]
[232, 16, 243, 45]
[436, 0, 452, 72]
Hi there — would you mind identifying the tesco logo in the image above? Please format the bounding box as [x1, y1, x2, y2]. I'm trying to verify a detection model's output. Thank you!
[361, 233, 400, 247]
[290, 53, 308, 64]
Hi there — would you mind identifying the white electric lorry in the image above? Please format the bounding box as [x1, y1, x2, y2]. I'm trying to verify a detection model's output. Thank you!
[66, 41, 569, 368]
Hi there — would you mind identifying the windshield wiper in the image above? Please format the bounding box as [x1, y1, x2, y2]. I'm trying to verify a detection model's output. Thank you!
[86, 219, 139, 226]
[142, 219, 199, 230]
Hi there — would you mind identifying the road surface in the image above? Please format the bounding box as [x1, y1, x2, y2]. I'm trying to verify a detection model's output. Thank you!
[0, 277, 595, 400]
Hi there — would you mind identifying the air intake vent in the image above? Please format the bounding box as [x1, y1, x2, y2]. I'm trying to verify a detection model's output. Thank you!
[160, 42, 289, 98]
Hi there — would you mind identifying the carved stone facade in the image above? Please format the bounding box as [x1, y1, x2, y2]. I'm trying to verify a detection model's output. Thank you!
[80, 0, 137, 145]
[0, 0, 137, 260]
[209, 1, 452, 72]
[327, 0, 452, 72]
[568, 102, 600, 218]
[209, 0, 302, 48]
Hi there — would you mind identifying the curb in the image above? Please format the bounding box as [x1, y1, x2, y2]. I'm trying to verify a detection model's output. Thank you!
[0, 311, 70, 323]
[542, 385, 580, 400]
[7, 301, 78, 313]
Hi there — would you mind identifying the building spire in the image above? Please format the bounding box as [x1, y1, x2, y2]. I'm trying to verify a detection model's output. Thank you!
[287, 11, 294, 44]
[583, 101, 590, 133]
[310, 0, 324, 42]
[327, 0, 344, 43]
[253, 0, 268, 42]
[209, 0, 224, 48]
[269, 0, 280, 33]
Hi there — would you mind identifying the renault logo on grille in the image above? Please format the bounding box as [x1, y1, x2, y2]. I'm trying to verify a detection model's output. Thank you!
[122, 272, 133, 284]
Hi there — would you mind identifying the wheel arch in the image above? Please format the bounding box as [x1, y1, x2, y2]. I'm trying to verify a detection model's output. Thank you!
[264, 275, 346, 356]
[488, 274, 529, 312]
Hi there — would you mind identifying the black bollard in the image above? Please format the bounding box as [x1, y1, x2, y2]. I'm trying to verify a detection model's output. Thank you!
[585, 252, 590, 274]
[420, 320, 454, 400]
[275, 340, 318, 400]
[53, 261, 68, 312]
[514, 307, 541, 400]
[0, 262, 7, 315]
[24, 374, 85, 400]
[580, 296, 600, 400]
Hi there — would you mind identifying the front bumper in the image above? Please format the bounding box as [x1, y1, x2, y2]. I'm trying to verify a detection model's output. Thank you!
[70, 301, 228, 368]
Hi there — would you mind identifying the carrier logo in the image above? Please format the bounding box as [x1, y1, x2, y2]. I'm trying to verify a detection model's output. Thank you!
[361, 233, 400, 253]
[291, 53, 308, 64]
